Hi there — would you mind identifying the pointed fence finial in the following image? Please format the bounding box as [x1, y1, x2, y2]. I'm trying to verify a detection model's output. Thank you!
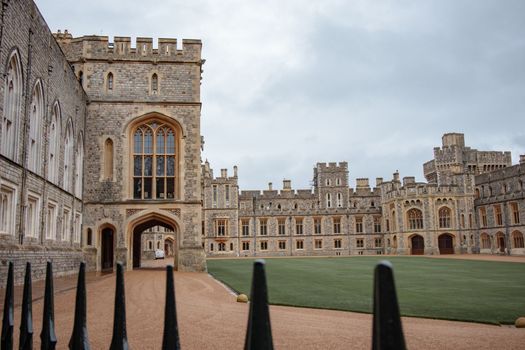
[244, 259, 274, 350]
[110, 263, 129, 350]
[372, 261, 406, 350]
[162, 265, 180, 350]
[1, 261, 14, 350]
[20, 262, 34, 350]
[41, 262, 57, 350]
[69, 262, 90, 349]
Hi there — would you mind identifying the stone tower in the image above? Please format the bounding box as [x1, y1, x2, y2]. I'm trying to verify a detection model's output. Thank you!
[55, 32, 206, 271]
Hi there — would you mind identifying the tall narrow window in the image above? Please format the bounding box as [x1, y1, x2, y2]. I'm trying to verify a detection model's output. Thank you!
[336, 193, 343, 207]
[1, 51, 22, 160]
[78, 71, 83, 86]
[133, 119, 177, 199]
[151, 73, 158, 93]
[28, 81, 44, 173]
[107, 72, 114, 90]
[104, 138, 114, 179]
[63, 120, 74, 192]
[494, 205, 503, 226]
[75, 133, 84, 198]
[48, 103, 61, 183]
[326, 193, 332, 208]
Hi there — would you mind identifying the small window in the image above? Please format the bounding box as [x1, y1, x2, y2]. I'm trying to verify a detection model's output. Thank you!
[334, 239, 342, 249]
[314, 239, 323, 249]
[241, 219, 250, 236]
[151, 73, 158, 94]
[104, 138, 114, 179]
[356, 238, 364, 248]
[242, 241, 250, 250]
[107, 72, 114, 90]
[296, 240, 304, 250]
[314, 218, 322, 234]
[260, 241, 268, 250]
[278, 241, 286, 250]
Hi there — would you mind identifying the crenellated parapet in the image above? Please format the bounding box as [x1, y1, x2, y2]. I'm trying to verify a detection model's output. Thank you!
[53, 31, 202, 64]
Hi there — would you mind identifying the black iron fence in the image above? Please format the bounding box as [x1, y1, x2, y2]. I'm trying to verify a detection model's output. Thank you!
[1, 260, 406, 350]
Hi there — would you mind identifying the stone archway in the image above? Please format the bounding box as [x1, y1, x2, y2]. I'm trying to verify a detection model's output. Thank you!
[438, 233, 454, 254]
[128, 211, 179, 269]
[410, 235, 424, 255]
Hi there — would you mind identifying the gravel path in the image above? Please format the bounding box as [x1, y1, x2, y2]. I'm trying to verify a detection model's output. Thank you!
[2, 257, 524, 349]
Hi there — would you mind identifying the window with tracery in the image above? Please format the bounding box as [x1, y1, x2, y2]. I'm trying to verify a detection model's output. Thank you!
[438, 207, 451, 228]
[28, 81, 44, 173]
[48, 103, 61, 183]
[407, 208, 424, 230]
[133, 120, 177, 199]
[63, 120, 74, 192]
[1, 51, 22, 160]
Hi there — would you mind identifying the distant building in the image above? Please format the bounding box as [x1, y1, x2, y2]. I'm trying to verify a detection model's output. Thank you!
[203, 134, 523, 258]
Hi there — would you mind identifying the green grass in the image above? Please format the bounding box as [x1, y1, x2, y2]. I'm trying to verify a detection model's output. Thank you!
[207, 257, 525, 324]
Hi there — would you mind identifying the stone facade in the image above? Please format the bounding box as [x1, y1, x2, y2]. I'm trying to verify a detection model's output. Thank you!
[474, 157, 525, 255]
[203, 134, 524, 258]
[0, 0, 205, 284]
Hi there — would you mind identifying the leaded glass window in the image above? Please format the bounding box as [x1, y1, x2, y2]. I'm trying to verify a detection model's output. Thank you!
[133, 120, 177, 199]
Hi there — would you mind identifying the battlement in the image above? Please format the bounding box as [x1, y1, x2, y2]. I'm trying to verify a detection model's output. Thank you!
[316, 162, 348, 172]
[53, 30, 202, 63]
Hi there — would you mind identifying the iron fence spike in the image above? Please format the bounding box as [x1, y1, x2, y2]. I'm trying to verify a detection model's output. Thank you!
[109, 263, 128, 350]
[162, 265, 180, 350]
[1, 261, 14, 350]
[69, 262, 90, 350]
[20, 262, 34, 350]
[40, 262, 57, 350]
[244, 259, 274, 350]
[372, 261, 406, 350]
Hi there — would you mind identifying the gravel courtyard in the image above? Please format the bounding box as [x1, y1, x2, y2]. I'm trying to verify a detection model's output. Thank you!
[2, 256, 525, 349]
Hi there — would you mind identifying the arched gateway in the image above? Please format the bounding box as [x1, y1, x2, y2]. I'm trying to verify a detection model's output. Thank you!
[128, 212, 179, 269]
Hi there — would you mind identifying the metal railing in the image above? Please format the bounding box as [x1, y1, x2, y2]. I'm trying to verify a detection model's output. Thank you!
[1, 260, 406, 350]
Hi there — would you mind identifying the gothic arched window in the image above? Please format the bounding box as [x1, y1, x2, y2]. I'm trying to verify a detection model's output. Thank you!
[104, 138, 114, 179]
[63, 120, 74, 192]
[107, 72, 114, 91]
[28, 80, 44, 173]
[438, 207, 451, 228]
[133, 119, 177, 199]
[407, 208, 424, 230]
[48, 102, 61, 183]
[75, 132, 84, 198]
[1, 50, 23, 160]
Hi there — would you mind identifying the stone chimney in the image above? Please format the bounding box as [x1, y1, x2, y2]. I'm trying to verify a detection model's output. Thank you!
[220, 168, 227, 178]
[520, 155, 525, 165]
[268, 182, 273, 191]
[393, 170, 400, 182]
[233, 165, 238, 177]
[376, 177, 383, 186]
[283, 179, 292, 191]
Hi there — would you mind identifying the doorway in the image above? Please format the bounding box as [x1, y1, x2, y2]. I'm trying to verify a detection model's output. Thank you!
[410, 235, 424, 255]
[101, 227, 114, 270]
[438, 234, 454, 254]
[132, 218, 176, 269]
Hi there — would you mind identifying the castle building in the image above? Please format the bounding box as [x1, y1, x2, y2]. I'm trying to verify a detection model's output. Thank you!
[0, 0, 205, 283]
[202, 134, 524, 258]
[0, 0, 523, 284]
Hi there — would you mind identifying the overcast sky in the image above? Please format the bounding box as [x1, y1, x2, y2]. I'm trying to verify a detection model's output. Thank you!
[35, 0, 525, 190]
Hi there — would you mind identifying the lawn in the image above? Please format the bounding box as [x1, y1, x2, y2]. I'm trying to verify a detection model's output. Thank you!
[207, 256, 525, 324]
